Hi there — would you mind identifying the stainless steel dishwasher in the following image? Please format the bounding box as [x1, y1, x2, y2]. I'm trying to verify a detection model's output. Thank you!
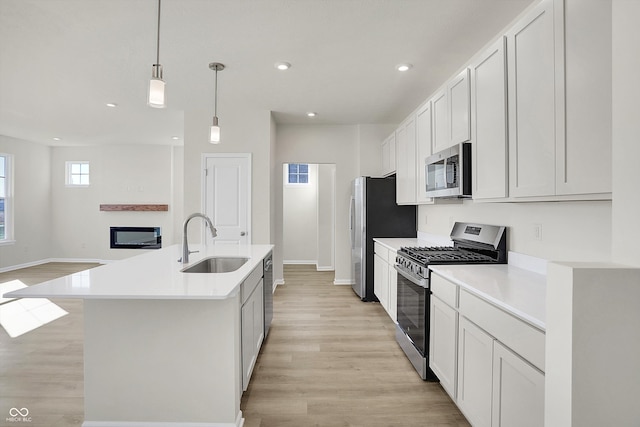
[263, 252, 273, 337]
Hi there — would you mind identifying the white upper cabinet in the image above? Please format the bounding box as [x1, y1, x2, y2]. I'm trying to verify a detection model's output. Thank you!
[471, 37, 508, 200]
[381, 0, 612, 203]
[432, 89, 449, 153]
[507, 0, 611, 199]
[557, 0, 612, 196]
[506, 0, 558, 198]
[449, 68, 471, 145]
[395, 115, 417, 204]
[381, 132, 396, 177]
[415, 101, 433, 204]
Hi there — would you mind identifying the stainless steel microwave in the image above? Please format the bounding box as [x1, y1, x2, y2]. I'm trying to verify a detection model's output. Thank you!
[425, 142, 472, 198]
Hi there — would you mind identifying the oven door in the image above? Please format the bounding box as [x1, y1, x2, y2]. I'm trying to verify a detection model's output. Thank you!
[395, 266, 429, 356]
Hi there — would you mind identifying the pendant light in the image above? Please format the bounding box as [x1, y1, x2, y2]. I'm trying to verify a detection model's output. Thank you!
[209, 62, 225, 144]
[148, 0, 165, 108]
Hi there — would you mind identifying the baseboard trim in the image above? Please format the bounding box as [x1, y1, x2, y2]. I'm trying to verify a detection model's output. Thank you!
[283, 260, 316, 265]
[333, 279, 353, 286]
[82, 411, 243, 427]
[315, 265, 334, 271]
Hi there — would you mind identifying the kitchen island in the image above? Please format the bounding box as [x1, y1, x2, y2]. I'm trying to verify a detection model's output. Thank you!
[4, 243, 274, 427]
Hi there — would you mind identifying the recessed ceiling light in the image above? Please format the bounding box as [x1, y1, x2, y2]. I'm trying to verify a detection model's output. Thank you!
[106, 103, 118, 108]
[52, 137, 61, 141]
[171, 136, 180, 140]
[307, 112, 317, 117]
[275, 62, 291, 71]
[396, 63, 413, 72]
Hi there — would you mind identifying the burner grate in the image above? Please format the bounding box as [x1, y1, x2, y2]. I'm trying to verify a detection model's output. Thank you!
[399, 246, 497, 265]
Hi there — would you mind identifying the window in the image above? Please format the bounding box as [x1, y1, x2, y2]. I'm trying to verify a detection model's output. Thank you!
[287, 163, 309, 184]
[66, 161, 90, 186]
[0, 154, 12, 242]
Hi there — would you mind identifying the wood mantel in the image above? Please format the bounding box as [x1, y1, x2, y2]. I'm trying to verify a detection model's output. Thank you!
[99, 204, 169, 212]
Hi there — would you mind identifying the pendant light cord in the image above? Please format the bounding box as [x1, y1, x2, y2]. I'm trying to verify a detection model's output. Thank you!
[155, 0, 161, 65]
[214, 67, 218, 117]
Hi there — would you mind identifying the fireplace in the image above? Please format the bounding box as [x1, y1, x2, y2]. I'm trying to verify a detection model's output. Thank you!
[110, 226, 161, 249]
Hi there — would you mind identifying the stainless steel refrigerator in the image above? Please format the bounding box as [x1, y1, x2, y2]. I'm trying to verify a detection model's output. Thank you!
[350, 176, 417, 301]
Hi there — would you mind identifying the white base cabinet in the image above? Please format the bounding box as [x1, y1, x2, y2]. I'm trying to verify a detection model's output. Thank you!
[429, 295, 458, 400]
[492, 341, 545, 427]
[241, 265, 265, 391]
[374, 242, 397, 322]
[457, 317, 494, 427]
[429, 273, 459, 400]
[429, 272, 545, 427]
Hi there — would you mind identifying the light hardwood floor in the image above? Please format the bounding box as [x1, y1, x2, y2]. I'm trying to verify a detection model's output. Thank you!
[0, 263, 469, 426]
[241, 265, 470, 427]
[0, 263, 101, 426]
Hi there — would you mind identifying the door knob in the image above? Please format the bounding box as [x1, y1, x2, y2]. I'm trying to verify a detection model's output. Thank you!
[240, 231, 246, 236]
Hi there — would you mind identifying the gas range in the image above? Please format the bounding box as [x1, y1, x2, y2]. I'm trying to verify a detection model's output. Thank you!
[395, 222, 507, 282]
[394, 222, 507, 381]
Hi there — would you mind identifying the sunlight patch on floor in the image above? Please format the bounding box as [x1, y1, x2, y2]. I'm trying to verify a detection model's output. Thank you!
[0, 280, 68, 338]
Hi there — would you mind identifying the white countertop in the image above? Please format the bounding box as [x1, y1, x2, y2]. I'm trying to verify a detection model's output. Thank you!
[429, 264, 546, 331]
[3, 244, 273, 300]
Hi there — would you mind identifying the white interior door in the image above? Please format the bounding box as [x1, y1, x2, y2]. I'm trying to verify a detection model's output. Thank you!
[203, 154, 251, 245]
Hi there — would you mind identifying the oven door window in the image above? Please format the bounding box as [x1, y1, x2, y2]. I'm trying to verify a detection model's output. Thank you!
[396, 272, 427, 356]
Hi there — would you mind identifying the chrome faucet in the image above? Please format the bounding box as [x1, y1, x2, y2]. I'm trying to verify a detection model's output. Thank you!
[180, 213, 217, 263]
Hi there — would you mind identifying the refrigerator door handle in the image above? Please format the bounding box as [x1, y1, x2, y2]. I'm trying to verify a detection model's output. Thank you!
[349, 196, 355, 248]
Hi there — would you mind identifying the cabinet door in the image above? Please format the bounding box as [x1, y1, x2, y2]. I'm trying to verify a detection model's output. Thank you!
[373, 252, 389, 312]
[492, 341, 544, 427]
[381, 133, 396, 176]
[429, 296, 458, 400]
[457, 317, 494, 427]
[432, 89, 450, 153]
[395, 116, 417, 205]
[415, 101, 433, 204]
[471, 37, 508, 200]
[557, 0, 611, 196]
[388, 255, 397, 322]
[449, 68, 471, 145]
[506, 0, 557, 198]
[242, 280, 264, 391]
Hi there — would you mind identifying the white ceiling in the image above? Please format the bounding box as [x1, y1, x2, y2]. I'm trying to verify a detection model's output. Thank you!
[0, 0, 534, 146]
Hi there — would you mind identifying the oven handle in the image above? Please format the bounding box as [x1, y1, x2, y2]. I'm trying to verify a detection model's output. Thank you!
[394, 265, 429, 289]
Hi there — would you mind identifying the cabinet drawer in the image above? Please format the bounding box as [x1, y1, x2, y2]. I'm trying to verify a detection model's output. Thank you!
[387, 249, 397, 265]
[374, 242, 390, 261]
[241, 264, 264, 305]
[459, 290, 545, 372]
[431, 273, 458, 308]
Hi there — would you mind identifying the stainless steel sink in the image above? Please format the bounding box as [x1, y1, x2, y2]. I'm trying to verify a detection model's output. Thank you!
[181, 257, 249, 273]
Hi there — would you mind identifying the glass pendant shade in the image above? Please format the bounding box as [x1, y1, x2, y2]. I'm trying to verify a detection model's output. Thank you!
[148, 64, 165, 108]
[210, 117, 221, 144]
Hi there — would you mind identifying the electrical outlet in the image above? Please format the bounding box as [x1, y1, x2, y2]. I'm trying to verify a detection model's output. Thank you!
[533, 224, 543, 241]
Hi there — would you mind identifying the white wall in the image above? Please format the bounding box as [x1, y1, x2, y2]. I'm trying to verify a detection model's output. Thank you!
[276, 124, 390, 284]
[0, 135, 52, 269]
[283, 163, 318, 263]
[183, 108, 273, 245]
[611, 0, 640, 267]
[276, 125, 357, 284]
[49, 144, 178, 261]
[282, 163, 336, 269]
[317, 164, 336, 270]
[418, 200, 611, 262]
